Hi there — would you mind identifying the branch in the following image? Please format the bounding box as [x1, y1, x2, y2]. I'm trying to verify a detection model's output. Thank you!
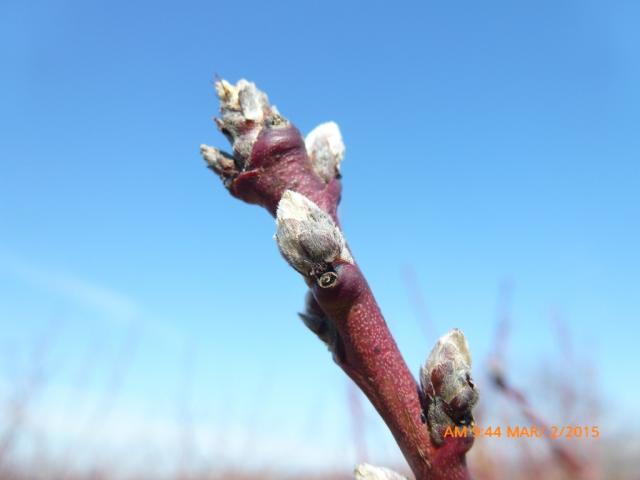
[489, 363, 584, 476]
[201, 79, 478, 479]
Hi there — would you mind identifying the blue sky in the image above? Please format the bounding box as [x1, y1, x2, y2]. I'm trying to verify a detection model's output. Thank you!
[1, 0, 639, 473]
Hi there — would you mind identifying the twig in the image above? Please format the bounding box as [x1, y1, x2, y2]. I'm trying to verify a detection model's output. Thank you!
[200, 79, 479, 479]
[489, 360, 584, 476]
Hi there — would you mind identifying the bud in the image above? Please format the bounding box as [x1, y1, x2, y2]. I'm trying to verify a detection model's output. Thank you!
[215, 78, 271, 123]
[298, 291, 343, 363]
[420, 329, 478, 444]
[200, 144, 238, 187]
[305, 121, 345, 182]
[213, 78, 287, 166]
[275, 190, 352, 287]
[354, 464, 407, 480]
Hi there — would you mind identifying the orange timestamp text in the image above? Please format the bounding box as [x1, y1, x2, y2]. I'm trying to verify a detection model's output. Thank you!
[443, 425, 600, 440]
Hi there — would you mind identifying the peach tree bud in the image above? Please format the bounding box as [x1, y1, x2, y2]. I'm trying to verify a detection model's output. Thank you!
[419, 329, 479, 445]
[298, 290, 344, 363]
[213, 78, 287, 167]
[275, 190, 352, 288]
[305, 121, 345, 182]
[354, 464, 408, 480]
[200, 145, 238, 187]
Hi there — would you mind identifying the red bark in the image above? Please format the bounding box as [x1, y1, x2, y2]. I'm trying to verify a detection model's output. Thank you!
[203, 81, 475, 479]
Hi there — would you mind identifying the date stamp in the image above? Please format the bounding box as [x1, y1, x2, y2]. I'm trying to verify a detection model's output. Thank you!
[443, 425, 600, 440]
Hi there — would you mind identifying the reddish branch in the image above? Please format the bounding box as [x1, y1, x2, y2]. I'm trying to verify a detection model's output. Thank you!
[488, 289, 584, 477]
[489, 364, 584, 476]
[201, 79, 477, 479]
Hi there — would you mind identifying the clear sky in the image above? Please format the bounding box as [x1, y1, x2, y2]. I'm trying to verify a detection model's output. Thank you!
[1, 0, 638, 474]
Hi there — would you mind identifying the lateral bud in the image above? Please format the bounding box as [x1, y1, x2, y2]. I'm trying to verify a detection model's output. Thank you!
[305, 121, 345, 182]
[354, 464, 407, 480]
[200, 144, 238, 186]
[419, 329, 479, 445]
[298, 291, 344, 363]
[275, 190, 353, 288]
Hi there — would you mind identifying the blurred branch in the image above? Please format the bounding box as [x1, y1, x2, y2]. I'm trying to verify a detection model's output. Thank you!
[488, 364, 584, 476]
[488, 287, 585, 478]
[0, 318, 60, 472]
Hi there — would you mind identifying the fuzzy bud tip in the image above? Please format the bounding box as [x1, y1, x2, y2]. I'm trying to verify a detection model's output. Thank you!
[275, 190, 352, 286]
[211, 78, 287, 168]
[305, 121, 345, 182]
[420, 329, 479, 444]
[354, 464, 407, 480]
